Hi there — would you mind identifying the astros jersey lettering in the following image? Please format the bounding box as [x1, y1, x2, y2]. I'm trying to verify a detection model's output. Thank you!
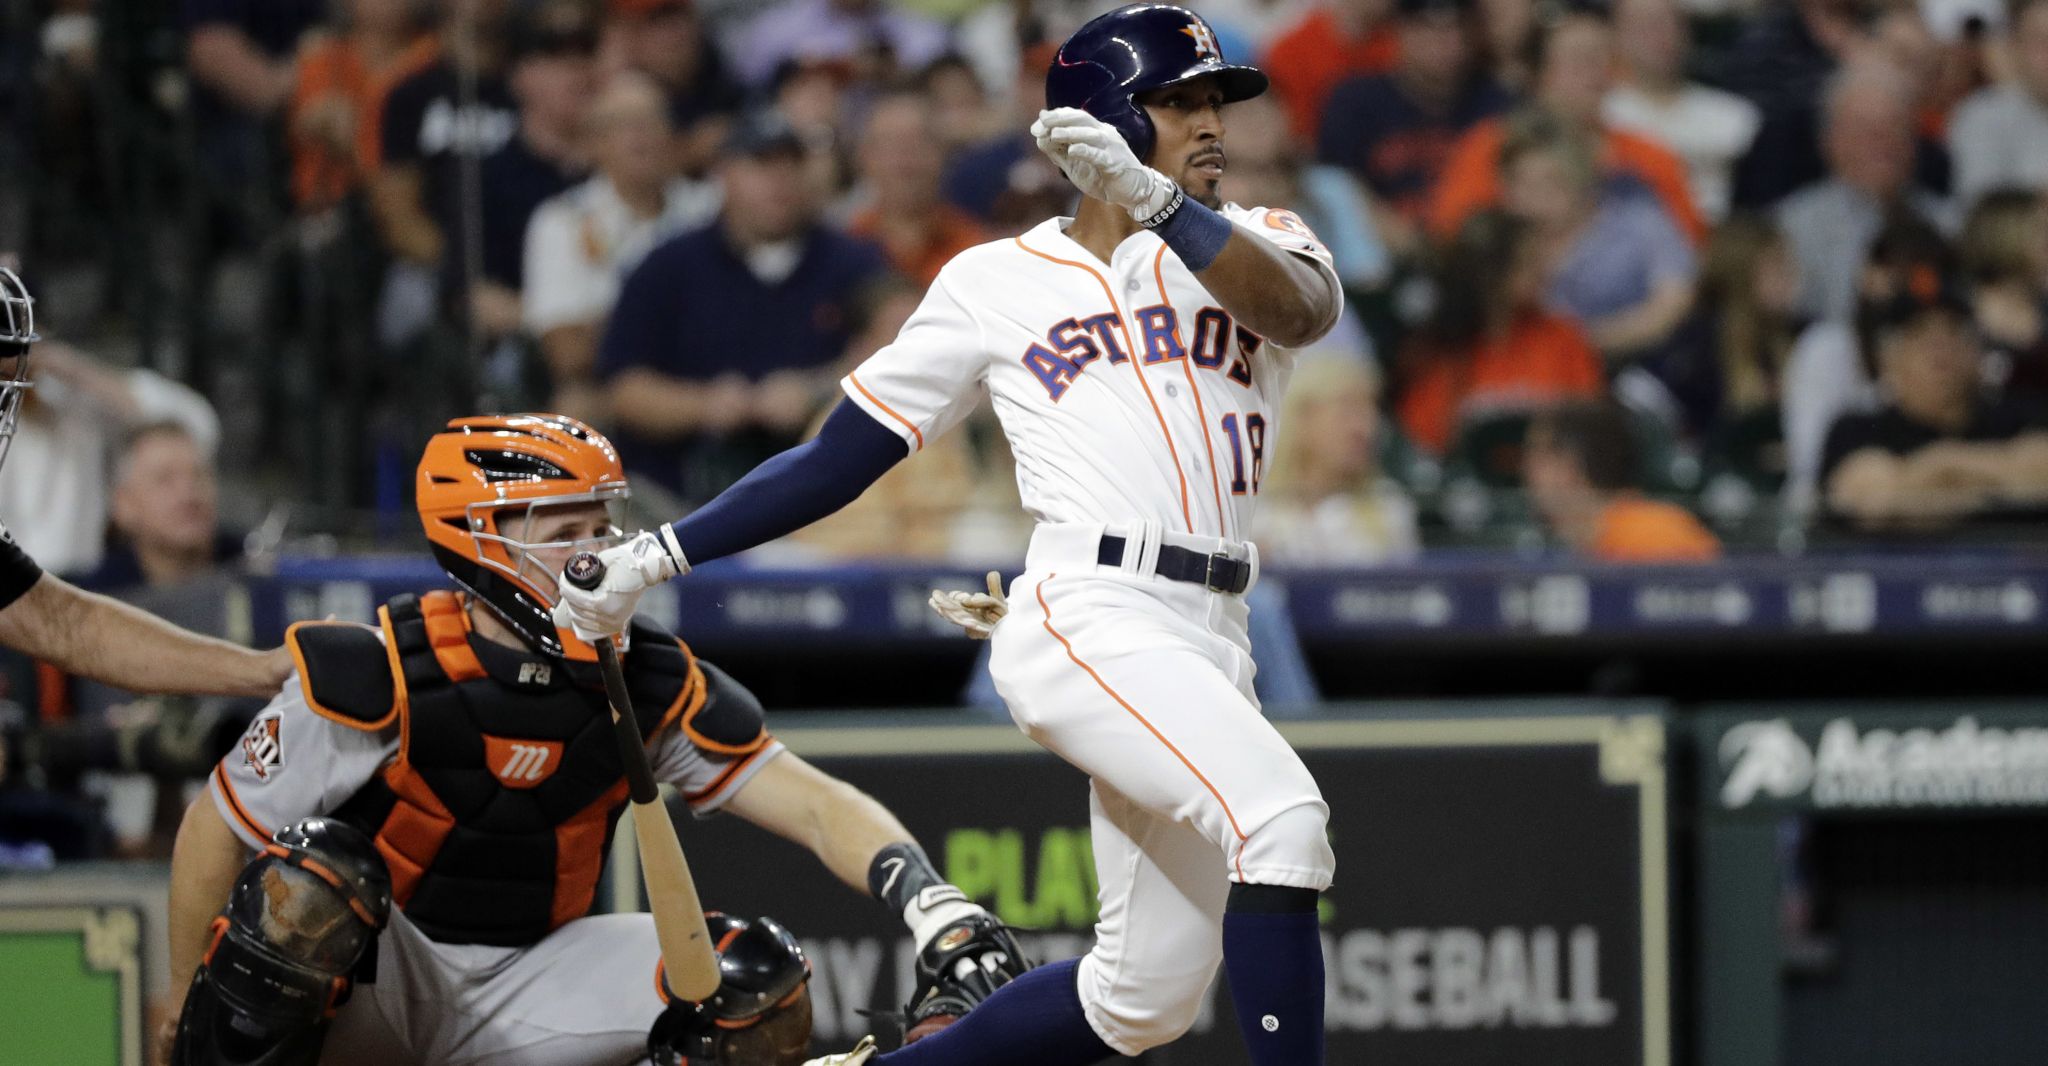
[840, 205, 1339, 541]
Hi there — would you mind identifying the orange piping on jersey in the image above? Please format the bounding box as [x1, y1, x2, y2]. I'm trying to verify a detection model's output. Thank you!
[654, 959, 672, 1004]
[684, 741, 773, 806]
[1154, 246, 1229, 539]
[1034, 575, 1248, 880]
[288, 620, 399, 731]
[1013, 235, 1194, 533]
[848, 372, 925, 451]
[212, 765, 274, 843]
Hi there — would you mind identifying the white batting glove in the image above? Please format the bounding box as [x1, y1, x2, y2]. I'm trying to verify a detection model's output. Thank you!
[551, 528, 688, 641]
[1030, 108, 1178, 223]
[928, 571, 1008, 640]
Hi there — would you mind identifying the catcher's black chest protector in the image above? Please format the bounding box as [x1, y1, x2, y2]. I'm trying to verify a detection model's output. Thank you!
[307, 591, 703, 946]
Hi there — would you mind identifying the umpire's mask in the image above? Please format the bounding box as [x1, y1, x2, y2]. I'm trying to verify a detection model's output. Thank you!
[0, 267, 39, 475]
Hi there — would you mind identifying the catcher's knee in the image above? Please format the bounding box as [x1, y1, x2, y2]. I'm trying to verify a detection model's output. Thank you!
[1235, 802, 1335, 890]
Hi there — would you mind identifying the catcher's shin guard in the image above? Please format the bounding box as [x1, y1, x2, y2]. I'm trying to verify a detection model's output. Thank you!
[173, 819, 389, 1066]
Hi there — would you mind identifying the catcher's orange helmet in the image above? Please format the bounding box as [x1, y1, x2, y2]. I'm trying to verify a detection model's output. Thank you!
[417, 414, 629, 656]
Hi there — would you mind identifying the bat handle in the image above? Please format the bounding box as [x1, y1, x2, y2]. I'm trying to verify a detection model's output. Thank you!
[564, 550, 659, 805]
[564, 550, 605, 592]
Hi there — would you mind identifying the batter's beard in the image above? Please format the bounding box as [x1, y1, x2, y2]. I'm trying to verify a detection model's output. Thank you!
[1179, 178, 1224, 209]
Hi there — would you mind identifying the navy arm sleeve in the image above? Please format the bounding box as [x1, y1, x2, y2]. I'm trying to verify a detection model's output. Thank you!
[666, 399, 911, 565]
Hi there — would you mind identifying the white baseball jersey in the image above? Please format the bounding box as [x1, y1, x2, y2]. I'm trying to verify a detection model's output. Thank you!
[840, 206, 1340, 542]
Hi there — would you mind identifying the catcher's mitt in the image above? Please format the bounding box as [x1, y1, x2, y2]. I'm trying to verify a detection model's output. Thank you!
[901, 912, 1033, 1043]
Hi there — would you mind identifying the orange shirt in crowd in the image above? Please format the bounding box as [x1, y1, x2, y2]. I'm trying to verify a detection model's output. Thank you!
[289, 33, 440, 209]
[1397, 311, 1605, 455]
[848, 205, 987, 288]
[1426, 118, 1707, 245]
[1590, 496, 1721, 562]
[1262, 10, 1400, 142]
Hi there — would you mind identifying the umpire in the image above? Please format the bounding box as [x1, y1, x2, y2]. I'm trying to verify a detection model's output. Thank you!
[0, 267, 288, 698]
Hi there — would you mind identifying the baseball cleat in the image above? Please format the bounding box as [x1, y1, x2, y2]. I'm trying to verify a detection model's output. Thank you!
[802, 1035, 878, 1065]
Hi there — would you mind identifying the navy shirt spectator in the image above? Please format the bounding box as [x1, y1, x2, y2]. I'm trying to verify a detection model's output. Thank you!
[1317, 0, 1509, 227]
[374, 5, 516, 272]
[599, 113, 889, 500]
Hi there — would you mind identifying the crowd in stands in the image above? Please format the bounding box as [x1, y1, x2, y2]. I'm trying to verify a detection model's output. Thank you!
[10, 0, 2048, 862]
[5, 0, 2048, 572]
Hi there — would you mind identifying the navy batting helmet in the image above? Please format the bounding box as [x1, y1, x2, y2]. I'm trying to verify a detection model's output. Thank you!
[1044, 4, 1268, 165]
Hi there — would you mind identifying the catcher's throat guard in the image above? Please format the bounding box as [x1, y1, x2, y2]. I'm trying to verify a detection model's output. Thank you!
[173, 819, 390, 1066]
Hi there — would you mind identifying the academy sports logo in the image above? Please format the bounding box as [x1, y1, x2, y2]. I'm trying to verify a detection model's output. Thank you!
[241, 710, 283, 781]
[1719, 716, 2048, 809]
[483, 734, 564, 789]
[1181, 20, 1221, 61]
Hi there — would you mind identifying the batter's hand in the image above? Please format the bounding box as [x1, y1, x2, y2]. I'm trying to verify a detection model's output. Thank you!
[552, 528, 688, 640]
[928, 571, 1007, 639]
[1030, 108, 1177, 222]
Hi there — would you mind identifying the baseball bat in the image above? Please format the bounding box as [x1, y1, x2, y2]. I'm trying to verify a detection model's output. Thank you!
[564, 551, 721, 1001]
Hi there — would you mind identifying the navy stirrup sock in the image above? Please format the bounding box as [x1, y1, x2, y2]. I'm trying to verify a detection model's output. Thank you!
[1222, 883, 1325, 1066]
[875, 957, 1116, 1065]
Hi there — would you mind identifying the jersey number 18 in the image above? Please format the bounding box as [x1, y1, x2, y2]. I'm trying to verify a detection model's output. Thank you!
[1220, 413, 1265, 496]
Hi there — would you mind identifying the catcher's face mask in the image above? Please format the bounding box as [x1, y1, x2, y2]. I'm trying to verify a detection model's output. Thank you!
[416, 414, 631, 658]
[0, 267, 39, 476]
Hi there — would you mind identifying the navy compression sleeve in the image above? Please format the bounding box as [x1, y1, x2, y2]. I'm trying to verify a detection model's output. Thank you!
[666, 398, 911, 565]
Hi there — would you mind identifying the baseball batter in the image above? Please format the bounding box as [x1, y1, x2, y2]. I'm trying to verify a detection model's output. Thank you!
[162, 414, 1025, 1066]
[556, 7, 1341, 1065]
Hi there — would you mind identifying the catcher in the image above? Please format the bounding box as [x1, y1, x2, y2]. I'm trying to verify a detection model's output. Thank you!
[161, 414, 1026, 1065]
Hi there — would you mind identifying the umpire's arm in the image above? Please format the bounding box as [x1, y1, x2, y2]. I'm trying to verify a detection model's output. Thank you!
[0, 574, 291, 698]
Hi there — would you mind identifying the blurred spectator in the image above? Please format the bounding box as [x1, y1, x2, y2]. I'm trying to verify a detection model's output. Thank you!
[77, 424, 236, 594]
[285, 0, 440, 212]
[1821, 280, 2048, 532]
[771, 58, 861, 203]
[1478, 0, 1536, 91]
[1252, 357, 1421, 563]
[598, 112, 889, 500]
[0, 342, 219, 575]
[1396, 211, 1605, 454]
[1712, 0, 1869, 207]
[67, 423, 255, 858]
[1263, 0, 1402, 141]
[944, 42, 1068, 228]
[1653, 213, 1803, 435]
[182, 0, 329, 245]
[1429, 4, 1707, 245]
[371, 0, 515, 342]
[461, 5, 598, 342]
[1603, 0, 1761, 221]
[1524, 400, 1722, 560]
[184, 0, 324, 119]
[603, 0, 745, 179]
[523, 72, 718, 424]
[1959, 188, 2048, 401]
[918, 54, 1001, 154]
[735, 0, 950, 89]
[1776, 59, 1953, 326]
[1222, 94, 1392, 299]
[1499, 109, 1698, 363]
[1949, 0, 2048, 208]
[1782, 212, 1954, 510]
[784, 278, 1027, 563]
[1316, 0, 1510, 249]
[846, 90, 988, 287]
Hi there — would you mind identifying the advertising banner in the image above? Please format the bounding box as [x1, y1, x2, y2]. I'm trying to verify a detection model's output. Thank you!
[1702, 706, 2048, 815]
[667, 714, 1669, 1065]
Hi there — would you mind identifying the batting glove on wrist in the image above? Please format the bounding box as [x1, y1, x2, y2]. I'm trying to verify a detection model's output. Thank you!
[927, 571, 1008, 640]
[1030, 108, 1177, 222]
[551, 527, 687, 641]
